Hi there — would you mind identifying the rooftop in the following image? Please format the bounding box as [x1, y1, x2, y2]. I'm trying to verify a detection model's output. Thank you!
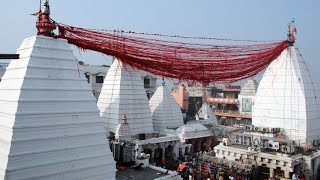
[116, 167, 166, 180]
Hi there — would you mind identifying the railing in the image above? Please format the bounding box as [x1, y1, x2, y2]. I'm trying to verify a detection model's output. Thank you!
[207, 98, 238, 104]
[214, 109, 252, 119]
[214, 109, 239, 114]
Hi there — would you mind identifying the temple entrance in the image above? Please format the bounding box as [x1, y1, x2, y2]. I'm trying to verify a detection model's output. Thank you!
[165, 145, 175, 170]
[154, 147, 162, 165]
[165, 145, 174, 160]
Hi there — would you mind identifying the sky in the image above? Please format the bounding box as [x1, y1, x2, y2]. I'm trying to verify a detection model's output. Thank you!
[1, 0, 320, 83]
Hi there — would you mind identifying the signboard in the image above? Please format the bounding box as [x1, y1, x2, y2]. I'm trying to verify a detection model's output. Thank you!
[242, 98, 252, 112]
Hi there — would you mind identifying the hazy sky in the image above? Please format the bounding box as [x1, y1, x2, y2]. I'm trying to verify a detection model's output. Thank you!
[1, 0, 319, 83]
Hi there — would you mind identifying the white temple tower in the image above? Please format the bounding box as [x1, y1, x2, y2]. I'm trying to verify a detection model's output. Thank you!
[97, 59, 154, 136]
[197, 103, 218, 125]
[149, 83, 184, 131]
[253, 46, 320, 145]
[0, 35, 117, 179]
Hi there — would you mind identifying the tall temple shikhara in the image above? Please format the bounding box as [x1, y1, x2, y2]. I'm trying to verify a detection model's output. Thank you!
[97, 59, 154, 136]
[253, 27, 320, 146]
[149, 82, 184, 132]
[0, 1, 116, 179]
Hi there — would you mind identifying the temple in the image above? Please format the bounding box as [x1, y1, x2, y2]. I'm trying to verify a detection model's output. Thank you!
[253, 47, 320, 145]
[0, 1, 117, 179]
[1, 2, 320, 179]
[97, 59, 154, 136]
[149, 82, 184, 131]
[211, 39, 320, 179]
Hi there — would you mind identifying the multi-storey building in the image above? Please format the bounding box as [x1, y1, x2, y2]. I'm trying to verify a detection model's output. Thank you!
[207, 81, 257, 126]
[79, 62, 158, 100]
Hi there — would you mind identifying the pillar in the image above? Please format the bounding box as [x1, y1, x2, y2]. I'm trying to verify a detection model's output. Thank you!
[284, 171, 290, 178]
[206, 137, 212, 151]
[197, 139, 202, 152]
[181, 147, 186, 157]
[173, 142, 179, 160]
[269, 168, 274, 178]
[191, 139, 195, 153]
[151, 150, 155, 163]
[162, 147, 166, 164]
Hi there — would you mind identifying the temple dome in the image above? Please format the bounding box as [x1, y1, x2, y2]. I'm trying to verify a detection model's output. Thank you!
[252, 47, 320, 145]
[97, 59, 154, 136]
[0, 36, 116, 179]
[149, 85, 184, 131]
[115, 115, 132, 142]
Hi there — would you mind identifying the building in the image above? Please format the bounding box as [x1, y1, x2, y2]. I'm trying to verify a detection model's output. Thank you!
[176, 123, 214, 153]
[0, 12, 116, 180]
[149, 82, 184, 132]
[79, 62, 157, 100]
[212, 43, 320, 179]
[97, 59, 155, 136]
[142, 73, 158, 99]
[171, 84, 189, 113]
[253, 46, 320, 146]
[98, 59, 214, 167]
[79, 62, 109, 99]
[185, 83, 204, 118]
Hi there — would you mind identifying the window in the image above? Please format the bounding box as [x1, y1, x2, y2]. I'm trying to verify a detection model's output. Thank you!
[144, 78, 150, 86]
[96, 76, 104, 83]
[85, 75, 90, 83]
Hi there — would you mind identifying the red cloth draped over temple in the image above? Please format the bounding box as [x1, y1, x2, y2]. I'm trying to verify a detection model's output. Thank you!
[57, 23, 288, 83]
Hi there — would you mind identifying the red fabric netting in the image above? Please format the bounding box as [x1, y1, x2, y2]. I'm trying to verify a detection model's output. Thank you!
[57, 23, 288, 84]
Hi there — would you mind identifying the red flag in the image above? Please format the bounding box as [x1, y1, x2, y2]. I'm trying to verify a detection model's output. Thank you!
[30, 10, 42, 16]
[292, 27, 297, 34]
[291, 27, 297, 41]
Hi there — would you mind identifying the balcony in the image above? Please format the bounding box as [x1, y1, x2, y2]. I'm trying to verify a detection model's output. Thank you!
[214, 109, 252, 119]
[207, 98, 238, 105]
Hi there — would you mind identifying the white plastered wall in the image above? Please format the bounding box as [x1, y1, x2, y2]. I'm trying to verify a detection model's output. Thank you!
[149, 85, 184, 131]
[253, 47, 320, 145]
[0, 36, 116, 179]
[97, 59, 154, 136]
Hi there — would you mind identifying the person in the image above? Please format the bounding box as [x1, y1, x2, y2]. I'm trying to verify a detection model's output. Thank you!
[229, 175, 235, 180]
[299, 174, 305, 180]
[292, 173, 299, 180]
